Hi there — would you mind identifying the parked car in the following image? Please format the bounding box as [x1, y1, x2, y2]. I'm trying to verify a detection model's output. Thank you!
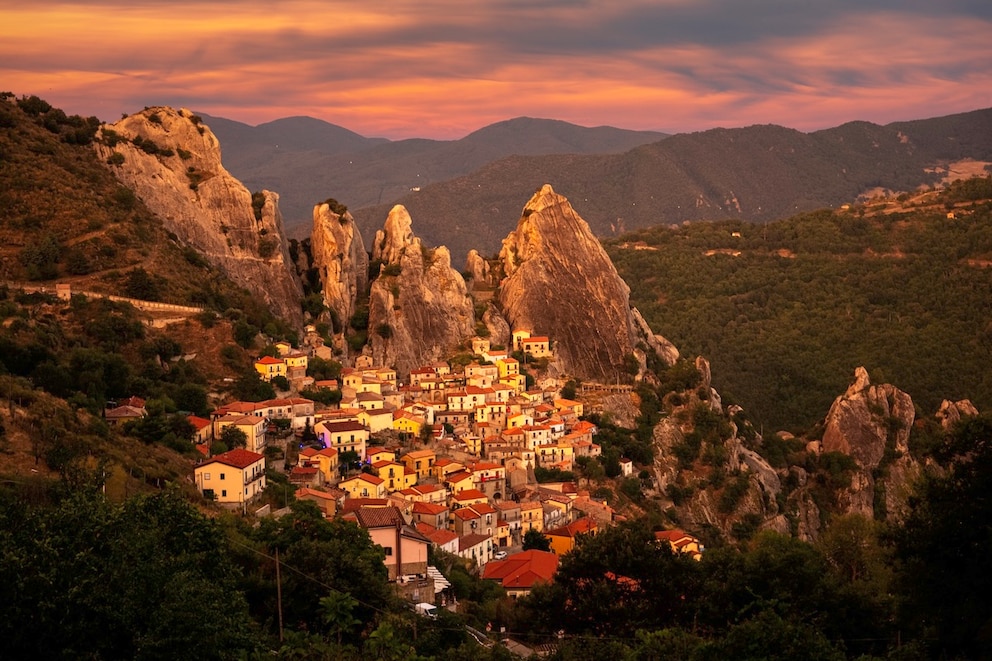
[493, 550, 507, 560]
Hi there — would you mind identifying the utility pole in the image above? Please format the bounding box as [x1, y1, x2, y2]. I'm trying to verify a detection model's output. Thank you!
[275, 547, 284, 643]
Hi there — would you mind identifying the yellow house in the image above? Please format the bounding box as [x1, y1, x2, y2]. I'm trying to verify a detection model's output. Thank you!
[444, 470, 476, 495]
[254, 356, 287, 382]
[432, 458, 465, 482]
[366, 446, 397, 464]
[372, 460, 417, 492]
[554, 398, 584, 417]
[393, 410, 425, 437]
[339, 473, 387, 499]
[537, 442, 575, 471]
[545, 517, 597, 556]
[299, 446, 339, 483]
[521, 336, 551, 358]
[401, 449, 436, 480]
[655, 529, 704, 560]
[284, 351, 308, 378]
[194, 449, 266, 510]
[519, 500, 544, 533]
[496, 356, 520, 378]
[216, 414, 268, 453]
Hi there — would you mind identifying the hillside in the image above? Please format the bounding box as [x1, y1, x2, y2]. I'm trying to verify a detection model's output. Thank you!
[355, 108, 992, 262]
[608, 177, 992, 433]
[203, 114, 667, 236]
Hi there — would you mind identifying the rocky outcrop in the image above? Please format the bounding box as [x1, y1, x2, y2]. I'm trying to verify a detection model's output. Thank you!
[632, 307, 680, 366]
[481, 302, 511, 348]
[496, 185, 668, 381]
[465, 250, 496, 288]
[366, 205, 475, 376]
[821, 367, 918, 519]
[935, 399, 979, 430]
[311, 202, 368, 344]
[95, 107, 302, 325]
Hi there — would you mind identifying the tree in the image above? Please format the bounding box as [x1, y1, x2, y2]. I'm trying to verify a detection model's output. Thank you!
[220, 425, 248, 451]
[320, 591, 360, 646]
[124, 267, 159, 301]
[522, 529, 550, 552]
[894, 414, 992, 658]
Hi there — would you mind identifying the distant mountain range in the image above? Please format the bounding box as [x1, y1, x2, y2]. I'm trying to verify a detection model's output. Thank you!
[204, 108, 992, 263]
[200, 113, 667, 237]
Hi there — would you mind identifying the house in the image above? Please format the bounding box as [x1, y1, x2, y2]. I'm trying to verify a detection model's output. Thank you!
[399, 483, 448, 505]
[299, 446, 339, 483]
[338, 473, 387, 500]
[415, 523, 459, 555]
[456, 533, 494, 567]
[294, 487, 344, 518]
[520, 500, 544, 533]
[443, 470, 476, 495]
[654, 529, 704, 561]
[520, 336, 551, 358]
[349, 506, 431, 581]
[104, 404, 146, 426]
[284, 351, 308, 379]
[194, 449, 266, 510]
[254, 355, 287, 382]
[372, 460, 417, 492]
[450, 488, 489, 510]
[358, 407, 395, 434]
[400, 449, 436, 480]
[545, 517, 598, 556]
[411, 501, 449, 530]
[216, 414, 267, 453]
[432, 458, 465, 482]
[470, 461, 506, 500]
[393, 409, 426, 437]
[553, 398, 584, 417]
[314, 420, 369, 459]
[187, 415, 212, 444]
[619, 457, 634, 477]
[366, 446, 397, 464]
[289, 465, 323, 488]
[496, 501, 522, 544]
[482, 550, 559, 598]
[451, 503, 498, 539]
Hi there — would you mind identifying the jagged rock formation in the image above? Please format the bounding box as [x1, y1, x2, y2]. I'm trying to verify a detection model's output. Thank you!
[465, 249, 496, 288]
[935, 398, 979, 430]
[366, 205, 475, 376]
[481, 302, 511, 348]
[821, 367, 919, 520]
[310, 202, 368, 347]
[496, 184, 674, 381]
[95, 107, 302, 325]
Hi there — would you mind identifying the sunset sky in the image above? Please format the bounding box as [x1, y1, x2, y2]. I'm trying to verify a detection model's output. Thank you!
[3, 1, 991, 140]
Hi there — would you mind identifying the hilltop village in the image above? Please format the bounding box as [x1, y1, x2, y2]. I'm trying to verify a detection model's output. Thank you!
[185, 326, 700, 606]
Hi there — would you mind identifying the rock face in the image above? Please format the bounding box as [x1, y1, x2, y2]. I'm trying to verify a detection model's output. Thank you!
[496, 184, 670, 381]
[95, 107, 302, 325]
[465, 249, 496, 288]
[366, 205, 475, 376]
[935, 399, 979, 430]
[821, 367, 918, 519]
[310, 202, 368, 344]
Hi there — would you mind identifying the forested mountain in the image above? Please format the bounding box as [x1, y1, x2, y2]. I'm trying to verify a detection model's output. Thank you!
[609, 178, 992, 433]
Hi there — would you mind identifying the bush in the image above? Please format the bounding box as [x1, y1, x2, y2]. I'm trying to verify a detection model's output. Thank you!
[106, 152, 125, 166]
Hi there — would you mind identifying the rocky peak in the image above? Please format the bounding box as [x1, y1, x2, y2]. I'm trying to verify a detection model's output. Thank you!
[496, 184, 674, 381]
[821, 367, 918, 519]
[935, 398, 979, 430]
[310, 202, 368, 348]
[94, 107, 302, 325]
[366, 206, 475, 376]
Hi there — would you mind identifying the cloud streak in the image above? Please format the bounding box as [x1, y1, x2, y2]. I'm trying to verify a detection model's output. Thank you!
[3, 1, 991, 138]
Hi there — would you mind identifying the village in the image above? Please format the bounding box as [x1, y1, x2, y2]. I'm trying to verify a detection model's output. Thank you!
[144, 325, 706, 610]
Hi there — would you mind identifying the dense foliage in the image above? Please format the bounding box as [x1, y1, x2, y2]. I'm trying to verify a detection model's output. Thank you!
[608, 186, 992, 432]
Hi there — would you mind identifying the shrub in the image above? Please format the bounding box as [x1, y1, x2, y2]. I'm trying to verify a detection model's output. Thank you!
[106, 152, 125, 166]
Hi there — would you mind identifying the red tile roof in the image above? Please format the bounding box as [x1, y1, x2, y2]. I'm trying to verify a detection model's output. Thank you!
[482, 550, 558, 589]
[201, 448, 265, 469]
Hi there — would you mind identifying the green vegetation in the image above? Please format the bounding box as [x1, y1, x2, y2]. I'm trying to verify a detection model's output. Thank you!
[608, 186, 992, 432]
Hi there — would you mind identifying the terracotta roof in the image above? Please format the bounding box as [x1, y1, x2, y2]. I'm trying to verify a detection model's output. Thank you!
[417, 523, 458, 547]
[547, 517, 597, 538]
[452, 488, 487, 501]
[187, 415, 211, 431]
[200, 448, 264, 470]
[412, 501, 448, 515]
[482, 550, 558, 589]
[457, 533, 491, 552]
[256, 356, 284, 365]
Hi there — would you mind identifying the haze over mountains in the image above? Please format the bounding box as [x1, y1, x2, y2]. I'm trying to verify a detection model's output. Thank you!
[208, 108, 992, 262]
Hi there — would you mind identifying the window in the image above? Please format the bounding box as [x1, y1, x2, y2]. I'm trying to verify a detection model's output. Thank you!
[222, 490, 227, 497]
[220, 473, 226, 480]
[384, 547, 392, 556]
[203, 472, 211, 480]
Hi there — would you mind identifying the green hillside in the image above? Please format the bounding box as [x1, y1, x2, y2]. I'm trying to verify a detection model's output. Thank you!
[608, 179, 992, 433]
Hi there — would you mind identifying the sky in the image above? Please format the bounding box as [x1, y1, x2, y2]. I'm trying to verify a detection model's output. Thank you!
[3, 1, 991, 140]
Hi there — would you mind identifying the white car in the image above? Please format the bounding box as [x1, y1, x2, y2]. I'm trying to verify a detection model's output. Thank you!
[493, 550, 507, 560]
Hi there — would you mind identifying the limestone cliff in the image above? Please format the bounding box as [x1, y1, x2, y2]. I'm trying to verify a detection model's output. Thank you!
[310, 202, 368, 347]
[496, 185, 674, 381]
[821, 367, 919, 520]
[95, 107, 303, 325]
[366, 205, 475, 376]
